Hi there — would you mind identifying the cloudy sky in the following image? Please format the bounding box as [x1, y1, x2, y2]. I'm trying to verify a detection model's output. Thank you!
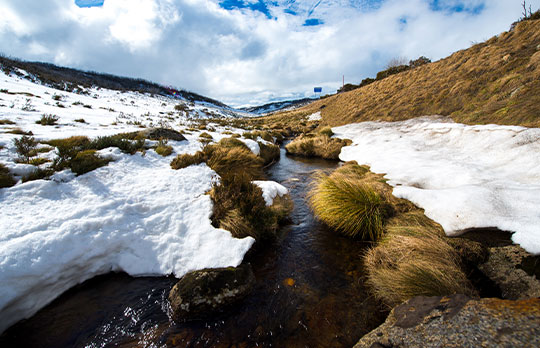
[0, 0, 530, 107]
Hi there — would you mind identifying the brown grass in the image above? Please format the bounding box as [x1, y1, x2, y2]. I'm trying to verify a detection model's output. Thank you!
[273, 19, 540, 128]
[170, 151, 205, 170]
[206, 147, 264, 179]
[285, 135, 351, 160]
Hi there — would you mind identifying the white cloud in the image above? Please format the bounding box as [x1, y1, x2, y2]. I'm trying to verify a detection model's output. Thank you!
[0, 0, 525, 107]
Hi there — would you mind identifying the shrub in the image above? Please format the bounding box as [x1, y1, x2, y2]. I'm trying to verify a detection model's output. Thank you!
[0, 119, 15, 125]
[319, 127, 334, 137]
[88, 135, 144, 154]
[36, 114, 59, 126]
[376, 65, 410, 80]
[210, 173, 290, 241]
[308, 169, 392, 240]
[285, 135, 351, 160]
[70, 150, 110, 175]
[409, 56, 431, 69]
[170, 151, 206, 170]
[22, 168, 54, 183]
[0, 163, 16, 188]
[13, 135, 37, 163]
[207, 147, 264, 179]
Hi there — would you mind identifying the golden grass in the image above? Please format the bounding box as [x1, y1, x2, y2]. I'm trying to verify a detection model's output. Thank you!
[70, 150, 110, 175]
[258, 142, 280, 166]
[155, 145, 173, 157]
[199, 132, 213, 139]
[285, 135, 351, 160]
[170, 151, 205, 170]
[207, 147, 264, 179]
[272, 19, 540, 128]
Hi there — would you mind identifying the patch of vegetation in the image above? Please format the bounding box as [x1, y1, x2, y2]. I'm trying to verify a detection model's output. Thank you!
[52, 94, 62, 101]
[210, 173, 291, 241]
[285, 135, 351, 160]
[199, 132, 213, 139]
[206, 146, 263, 179]
[88, 135, 144, 154]
[0, 119, 15, 125]
[6, 128, 33, 135]
[83, 104, 92, 109]
[258, 142, 280, 166]
[318, 127, 334, 137]
[308, 164, 394, 240]
[74, 118, 86, 123]
[13, 135, 38, 163]
[170, 151, 205, 170]
[70, 150, 110, 175]
[243, 130, 273, 142]
[36, 114, 59, 126]
[154, 138, 173, 157]
[22, 168, 54, 183]
[28, 157, 50, 166]
[72, 101, 83, 106]
[0, 163, 16, 188]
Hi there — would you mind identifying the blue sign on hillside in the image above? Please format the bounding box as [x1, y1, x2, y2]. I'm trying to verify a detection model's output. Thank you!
[75, 0, 105, 8]
[314, 87, 322, 93]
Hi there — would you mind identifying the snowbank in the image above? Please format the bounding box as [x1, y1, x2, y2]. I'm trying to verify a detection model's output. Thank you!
[253, 180, 288, 206]
[0, 151, 254, 333]
[307, 111, 322, 121]
[333, 116, 540, 254]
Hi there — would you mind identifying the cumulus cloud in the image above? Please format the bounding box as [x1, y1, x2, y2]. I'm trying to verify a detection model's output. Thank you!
[0, 0, 524, 107]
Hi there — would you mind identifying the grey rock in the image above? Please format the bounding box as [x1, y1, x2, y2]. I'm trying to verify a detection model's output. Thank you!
[168, 264, 255, 321]
[478, 245, 540, 300]
[354, 294, 540, 348]
[141, 128, 186, 141]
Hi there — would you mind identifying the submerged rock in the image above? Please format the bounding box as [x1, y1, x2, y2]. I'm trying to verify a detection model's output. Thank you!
[354, 294, 540, 348]
[141, 128, 186, 141]
[478, 245, 540, 300]
[168, 264, 255, 321]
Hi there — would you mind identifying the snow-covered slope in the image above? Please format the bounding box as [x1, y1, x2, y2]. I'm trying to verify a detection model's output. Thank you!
[0, 69, 272, 333]
[333, 116, 540, 255]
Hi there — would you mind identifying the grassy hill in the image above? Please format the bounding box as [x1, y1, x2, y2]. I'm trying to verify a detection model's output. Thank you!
[272, 18, 540, 128]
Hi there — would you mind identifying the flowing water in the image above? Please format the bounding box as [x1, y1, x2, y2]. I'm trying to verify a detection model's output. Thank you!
[0, 149, 387, 347]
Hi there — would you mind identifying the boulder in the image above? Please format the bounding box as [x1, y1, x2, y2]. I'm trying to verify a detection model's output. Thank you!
[141, 128, 186, 141]
[168, 264, 255, 321]
[478, 245, 540, 300]
[354, 294, 540, 348]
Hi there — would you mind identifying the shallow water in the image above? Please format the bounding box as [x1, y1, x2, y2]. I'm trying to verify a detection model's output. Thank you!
[0, 148, 386, 347]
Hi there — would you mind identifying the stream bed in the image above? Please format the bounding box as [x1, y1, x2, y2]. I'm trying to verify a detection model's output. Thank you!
[0, 149, 387, 347]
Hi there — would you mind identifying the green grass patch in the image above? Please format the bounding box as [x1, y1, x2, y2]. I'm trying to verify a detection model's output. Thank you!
[70, 150, 110, 175]
[243, 130, 273, 142]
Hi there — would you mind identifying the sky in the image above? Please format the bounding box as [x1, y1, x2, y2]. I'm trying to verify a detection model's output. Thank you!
[0, 0, 531, 107]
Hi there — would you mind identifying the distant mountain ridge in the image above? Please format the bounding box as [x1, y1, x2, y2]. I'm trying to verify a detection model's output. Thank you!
[241, 97, 315, 114]
[0, 55, 228, 108]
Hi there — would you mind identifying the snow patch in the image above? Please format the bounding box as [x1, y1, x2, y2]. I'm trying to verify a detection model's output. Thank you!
[333, 116, 540, 254]
[307, 111, 321, 121]
[253, 180, 288, 206]
[239, 138, 260, 155]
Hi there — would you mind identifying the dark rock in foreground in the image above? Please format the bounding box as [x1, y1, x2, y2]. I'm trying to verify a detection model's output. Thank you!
[141, 128, 186, 141]
[354, 294, 540, 348]
[168, 264, 255, 321]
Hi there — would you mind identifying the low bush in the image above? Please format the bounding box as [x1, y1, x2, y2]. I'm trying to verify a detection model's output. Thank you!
[210, 173, 291, 241]
[13, 135, 38, 163]
[36, 114, 59, 126]
[170, 151, 205, 170]
[22, 168, 54, 183]
[70, 150, 110, 175]
[285, 135, 351, 160]
[0, 163, 16, 188]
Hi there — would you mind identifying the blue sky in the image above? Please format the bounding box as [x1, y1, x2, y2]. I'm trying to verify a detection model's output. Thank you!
[0, 0, 527, 107]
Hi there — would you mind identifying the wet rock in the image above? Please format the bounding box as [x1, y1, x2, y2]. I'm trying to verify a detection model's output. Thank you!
[141, 128, 186, 141]
[168, 264, 255, 321]
[478, 245, 540, 300]
[354, 294, 540, 348]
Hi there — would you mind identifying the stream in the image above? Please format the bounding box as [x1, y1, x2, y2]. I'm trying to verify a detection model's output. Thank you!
[0, 148, 387, 347]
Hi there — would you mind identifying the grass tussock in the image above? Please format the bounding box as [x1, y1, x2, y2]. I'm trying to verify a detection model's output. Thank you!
[154, 138, 173, 157]
[210, 173, 292, 241]
[22, 168, 54, 183]
[0, 163, 16, 188]
[207, 146, 264, 179]
[243, 130, 273, 142]
[308, 164, 394, 240]
[199, 132, 213, 139]
[170, 151, 205, 170]
[70, 150, 110, 175]
[36, 114, 59, 126]
[0, 119, 15, 125]
[258, 142, 280, 166]
[285, 135, 351, 160]
[318, 127, 334, 137]
[6, 128, 33, 136]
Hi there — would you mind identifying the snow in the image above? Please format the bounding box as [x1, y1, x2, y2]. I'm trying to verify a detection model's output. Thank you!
[0, 69, 259, 333]
[239, 138, 261, 155]
[307, 111, 321, 121]
[253, 180, 288, 206]
[332, 116, 540, 255]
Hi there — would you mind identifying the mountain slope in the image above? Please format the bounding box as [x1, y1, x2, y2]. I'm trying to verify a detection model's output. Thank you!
[275, 19, 540, 128]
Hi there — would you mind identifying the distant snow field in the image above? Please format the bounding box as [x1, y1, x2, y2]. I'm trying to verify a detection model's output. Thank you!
[0, 70, 267, 332]
[333, 116, 540, 255]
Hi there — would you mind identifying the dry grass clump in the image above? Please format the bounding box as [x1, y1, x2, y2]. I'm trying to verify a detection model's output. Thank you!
[258, 142, 280, 166]
[170, 151, 205, 170]
[22, 168, 54, 183]
[70, 150, 110, 175]
[154, 138, 173, 157]
[243, 130, 273, 142]
[35, 114, 59, 126]
[199, 132, 213, 139]
[318, 127, 334, 137]
[6, 128, 33, 135]
[365, 231, 476, 307]
[210, 173, 292, 240]
[308, 163, 394, 240]
[285, 135, 351, 160]
[0, 119, 15, 125]
[0, 163, 16, 188]
[207, 147, 263, 179]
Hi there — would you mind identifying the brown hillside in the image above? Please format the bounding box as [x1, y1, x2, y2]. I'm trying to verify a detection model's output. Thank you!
[274, 19, 540, 128]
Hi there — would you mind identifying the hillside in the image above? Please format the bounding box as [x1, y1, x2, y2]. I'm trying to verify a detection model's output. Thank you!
[273, 19, 540, 128]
